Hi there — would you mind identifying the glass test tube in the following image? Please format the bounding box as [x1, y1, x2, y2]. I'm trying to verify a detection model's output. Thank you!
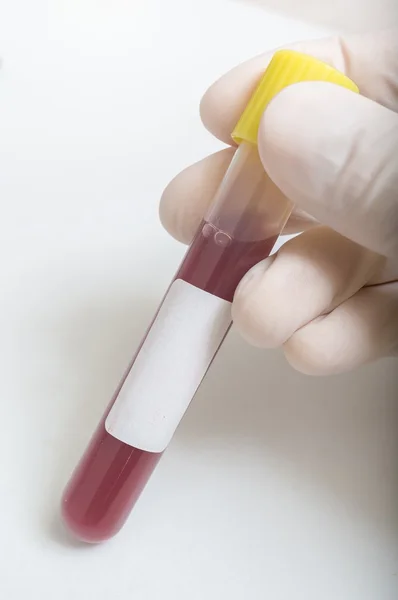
[61, 51, 358, 542]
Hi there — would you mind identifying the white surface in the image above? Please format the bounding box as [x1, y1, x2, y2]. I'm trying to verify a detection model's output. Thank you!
[0, 1, 397, 599]
[106, 279, 231, 452]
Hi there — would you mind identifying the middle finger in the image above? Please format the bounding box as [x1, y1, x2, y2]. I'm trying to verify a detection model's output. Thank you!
[159, 149, 317, 244]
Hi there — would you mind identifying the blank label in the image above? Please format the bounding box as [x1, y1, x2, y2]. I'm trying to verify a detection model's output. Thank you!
[105, 279, 232, 453]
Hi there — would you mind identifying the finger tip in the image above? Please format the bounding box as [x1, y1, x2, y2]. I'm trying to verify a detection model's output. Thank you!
[200, 58, 272, 145]
[159, 148, 235, 245]
[283, 336, 333, 376]
[199, 84, 235, 145]
[158, 180, 191, 245]
[283, 317, 366, 377]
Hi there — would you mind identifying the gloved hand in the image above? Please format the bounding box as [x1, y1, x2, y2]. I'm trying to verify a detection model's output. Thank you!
[160, 30, 398, 375]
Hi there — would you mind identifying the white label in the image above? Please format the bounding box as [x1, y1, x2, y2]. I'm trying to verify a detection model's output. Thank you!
[105, 280, 231, 453]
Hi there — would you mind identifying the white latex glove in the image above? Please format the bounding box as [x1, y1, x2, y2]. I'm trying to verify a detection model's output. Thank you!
[160, 30, 398, 375]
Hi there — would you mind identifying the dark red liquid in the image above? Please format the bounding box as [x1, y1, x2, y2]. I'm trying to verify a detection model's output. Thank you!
[61, 221, 277, 542]
[176, 222, 277, 302]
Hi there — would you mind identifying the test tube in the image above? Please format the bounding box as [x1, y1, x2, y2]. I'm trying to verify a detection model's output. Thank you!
[61, 51, 358, 542]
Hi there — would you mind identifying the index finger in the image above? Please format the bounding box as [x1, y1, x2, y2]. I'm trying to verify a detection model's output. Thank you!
[201, 30, 398, 144]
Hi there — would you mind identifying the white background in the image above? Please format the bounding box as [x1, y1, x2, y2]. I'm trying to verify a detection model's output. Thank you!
[0, 1, 397, 599]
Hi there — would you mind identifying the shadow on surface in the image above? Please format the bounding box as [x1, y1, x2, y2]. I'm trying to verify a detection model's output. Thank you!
[176, 329, 398, 538]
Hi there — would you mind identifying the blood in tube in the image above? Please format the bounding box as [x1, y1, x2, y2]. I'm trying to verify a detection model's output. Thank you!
[61, 220, 277, 543]
[177, 221, 277, 301]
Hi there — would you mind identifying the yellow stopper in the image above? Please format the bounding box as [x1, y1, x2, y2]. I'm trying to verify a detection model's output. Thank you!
[232, 50, 359, 145]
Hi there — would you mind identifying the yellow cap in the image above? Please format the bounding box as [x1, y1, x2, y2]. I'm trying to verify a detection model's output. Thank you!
[231, 50, 359, 145]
